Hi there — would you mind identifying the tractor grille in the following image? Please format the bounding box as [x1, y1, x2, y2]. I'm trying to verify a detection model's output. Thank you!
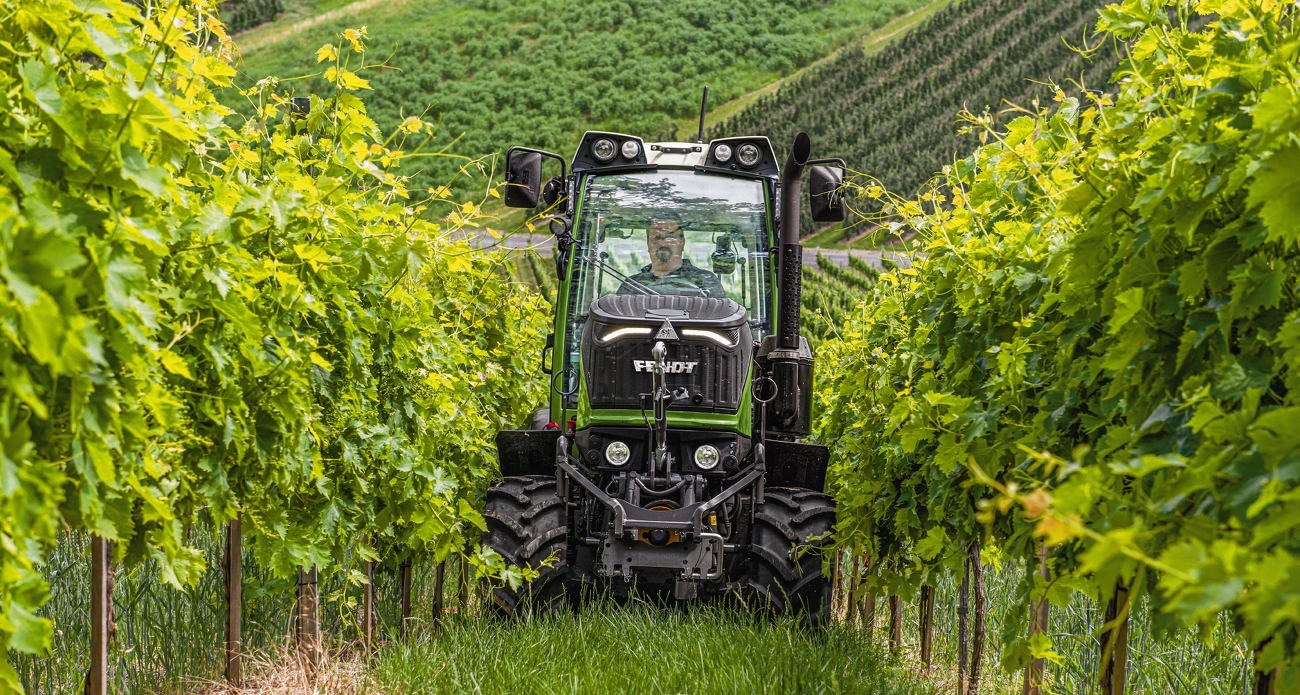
[584, 337, 749, 413]
[582, 295, 753, 415]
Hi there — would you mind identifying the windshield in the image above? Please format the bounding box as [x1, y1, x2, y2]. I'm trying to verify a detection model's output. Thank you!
[560, 170, 771, 402]
[571, 170, 770, 320]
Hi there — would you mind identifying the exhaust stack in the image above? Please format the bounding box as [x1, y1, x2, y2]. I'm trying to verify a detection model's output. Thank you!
[777, 132, 811, 351]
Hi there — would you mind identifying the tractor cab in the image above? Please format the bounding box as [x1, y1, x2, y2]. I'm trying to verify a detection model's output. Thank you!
[489, 124, 848, 618]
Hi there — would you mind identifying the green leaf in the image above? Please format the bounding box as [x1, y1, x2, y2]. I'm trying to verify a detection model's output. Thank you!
[1108, 287, 1145, 334]
[1027, 631, 1064, 665]
[1252, 84, 1300, 134]
[914, 526, 947, 561]
[121, 146, 168, 196]
[159, 349, 193, 380]
[18, 60, 61, 116]
[19, 291, 63, 368]
[103, 254, 144, 316]
[1108, 453, 1185, 478]
[1247, 145, 1300, 244]
[310, 352, 333, 372]
[294, 243, 332, 270]
[1229, 256, 1284, 317]
[1249, 408, 1300, 467]
[6, 603, 52, 655]
[458, 498, 487, 532]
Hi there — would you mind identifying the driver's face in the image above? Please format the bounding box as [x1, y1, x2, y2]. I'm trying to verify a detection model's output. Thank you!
[648, 221, 684, 263]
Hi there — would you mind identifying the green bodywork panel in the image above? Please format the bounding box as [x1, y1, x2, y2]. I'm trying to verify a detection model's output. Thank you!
[548, 172, 776, 436]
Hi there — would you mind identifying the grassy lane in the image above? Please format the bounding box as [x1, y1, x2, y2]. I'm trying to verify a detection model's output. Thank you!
[371, 602, 939, 695]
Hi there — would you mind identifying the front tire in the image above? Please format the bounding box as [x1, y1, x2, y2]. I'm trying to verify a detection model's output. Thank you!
[743, 487, 835, 627]
[483, 475, 569, 617]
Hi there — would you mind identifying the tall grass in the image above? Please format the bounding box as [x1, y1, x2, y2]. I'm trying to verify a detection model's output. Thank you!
[23, 530, 1251, 694]
[16, 531, 473, 694]
[372, 600, 937, 695]
[854, 555, 1251, 695]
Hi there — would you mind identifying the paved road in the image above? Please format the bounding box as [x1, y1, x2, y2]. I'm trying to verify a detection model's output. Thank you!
[801, 246, 910, 270]
[463, 231, 909, 269]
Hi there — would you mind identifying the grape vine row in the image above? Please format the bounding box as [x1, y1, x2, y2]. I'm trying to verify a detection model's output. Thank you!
[813, 0, 1300, 687]
[710, 0, 1117, 204]
[0, 2, 544, 687]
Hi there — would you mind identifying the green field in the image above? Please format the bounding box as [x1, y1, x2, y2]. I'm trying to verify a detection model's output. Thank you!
[230, 0, 931, 195]
[709, 0, 1118, 200]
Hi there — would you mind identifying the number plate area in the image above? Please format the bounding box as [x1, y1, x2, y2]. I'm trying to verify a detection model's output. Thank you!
[598, 534, 722, 581]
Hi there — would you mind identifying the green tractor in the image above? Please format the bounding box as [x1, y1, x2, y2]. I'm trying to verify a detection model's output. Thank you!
[488, 110, 847, 622]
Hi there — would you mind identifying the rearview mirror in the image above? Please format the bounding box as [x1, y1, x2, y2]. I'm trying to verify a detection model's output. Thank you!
[504, 149, 542, 208]
[712, 244, 737, 275]
[809, 165, 845, 223]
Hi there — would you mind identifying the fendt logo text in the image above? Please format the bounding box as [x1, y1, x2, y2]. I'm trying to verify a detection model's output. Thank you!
[632, 360, 698, 374]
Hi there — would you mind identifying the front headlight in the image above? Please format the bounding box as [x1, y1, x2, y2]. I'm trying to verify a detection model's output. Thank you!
[592, 138, 618, 163]
[737, 143, 761, 168]
[694, 444, 720, 470]
[713, 143, 733, 163]
[621, 140, 641, 160]
[605, 441, 631, 466]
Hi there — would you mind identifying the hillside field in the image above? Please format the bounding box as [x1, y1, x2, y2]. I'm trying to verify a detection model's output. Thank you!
[710, 0, 1115, 242]
[231, 0, 931, 195]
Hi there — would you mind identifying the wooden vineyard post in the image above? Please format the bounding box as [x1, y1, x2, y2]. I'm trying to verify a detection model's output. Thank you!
[832, 548, 844, 620]
[919, 585, 935, 670]
[1256, 670, 1279, 695]
[861, 591, 876, 640]
[399, 557, 413, 639]
[458, 555, 470, 613]
[958, 550, 971, 695]
[88, 536, 111, 695]
[969, 540, 986, 695]
[1100, 579, 1130, 695]
[847, 554, 861, 626]
[224, 517, 242, 686]
[859, 555, 875, 640]
[296, 566, 320, 672]
[432, 560, 446, 628]
[362, 552, 376, 652]
[1022, 545, 1051, 695]
[1254, 640, 1279, 695]
[888, 594, 902, 652]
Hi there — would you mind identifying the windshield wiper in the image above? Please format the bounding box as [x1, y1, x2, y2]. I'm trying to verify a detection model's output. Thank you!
[578, 253, 661, 295]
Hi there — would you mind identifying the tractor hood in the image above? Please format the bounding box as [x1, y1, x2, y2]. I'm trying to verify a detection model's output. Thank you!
[588, 294, 749, 330]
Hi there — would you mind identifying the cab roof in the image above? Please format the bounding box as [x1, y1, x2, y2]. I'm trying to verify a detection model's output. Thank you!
[572, 131, 780, 179]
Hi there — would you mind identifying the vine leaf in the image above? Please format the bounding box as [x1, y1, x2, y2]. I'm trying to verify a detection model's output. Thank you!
[1248, 144, 1300, 244]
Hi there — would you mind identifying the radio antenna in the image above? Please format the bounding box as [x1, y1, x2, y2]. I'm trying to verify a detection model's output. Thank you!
[696, 86, 709, 144]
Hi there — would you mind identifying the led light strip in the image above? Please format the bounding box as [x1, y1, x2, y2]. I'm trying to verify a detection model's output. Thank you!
[681, 329, 737, 348]
[600, 326, 652, 343]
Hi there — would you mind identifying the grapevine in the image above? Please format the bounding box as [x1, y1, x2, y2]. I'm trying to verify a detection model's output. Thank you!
[816, 0, 1300, 685]
[0, 1, 544, 687]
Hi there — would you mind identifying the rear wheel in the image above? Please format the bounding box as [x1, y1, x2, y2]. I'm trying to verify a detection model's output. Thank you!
[483, 475, 569, 617]
[743, 487, 835, 627]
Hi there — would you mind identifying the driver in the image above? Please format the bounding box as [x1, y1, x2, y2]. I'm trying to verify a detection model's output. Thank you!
[618, 218, 726, 298]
